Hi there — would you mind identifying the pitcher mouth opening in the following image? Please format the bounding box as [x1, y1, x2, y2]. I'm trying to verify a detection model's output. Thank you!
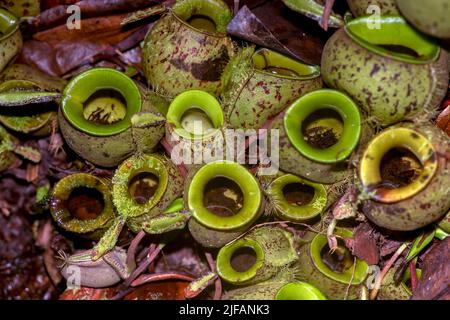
[112, 155, 169, 218]
[302, 109, 344, 150]
[283, 183, 315, 207]
[167, 90, 224, 140]
[310, 229, 368, 285]
[187, 15, 217, 33]
[128, 172, 160, 205]
[360, 127, 438, 203]
[216, 238, 265, 284]
[66, 187, 105, 221]
[188, 161, 262, 231]
[50, 173, 114, 233]
[230, 246, 257, 273]
[203, 176, 244, 217]
[320, 239, 354, 274]
[61, 68, 142, 137]
[180, 108, 215, 135]
[171, 0, 232, 34]
[284, 89, 361, 164]
[345, 16, 440, 64]
[252, 49, 321, 80]
[379, 148, 423, 188]
[267, 174, 327, 222]
[83, 89, 127, 125]
[276, 282, 327, 300]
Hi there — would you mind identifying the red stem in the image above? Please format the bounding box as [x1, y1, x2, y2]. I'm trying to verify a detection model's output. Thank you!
[234, 0, 240, 15]
[131, 272, 195, 287]
[125, 244, 164, 287]
[184, 274, 219, 299]
[127, 230, 146, 269]
[370, 243, 407, 300]
[321, 0, 335, 31]
[205, 252, 222, 300]
[409, 261, 418, 293]
[137, 245, 151, 262]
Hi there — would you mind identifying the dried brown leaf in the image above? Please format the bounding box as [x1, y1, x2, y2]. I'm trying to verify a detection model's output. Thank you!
[412, 238, 450, 300]
[227, 2, 331, 65]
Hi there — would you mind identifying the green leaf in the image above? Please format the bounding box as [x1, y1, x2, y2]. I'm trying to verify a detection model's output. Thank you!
[406, 230, 435, 262]
[0, 91, 61, 107]
[164, 198, 184, 214]
[36, 184, 50, 203]
[185, 272, 217, 298]
[434, 227, 449, 240]
[141, 212, 191, 234]
[30, 183, 51, 215]
[282, 0, 344, 28]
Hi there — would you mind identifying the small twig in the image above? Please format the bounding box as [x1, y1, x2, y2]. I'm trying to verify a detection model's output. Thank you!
[205, 252, 222, 300]
[320, 0, 335, 31]
[111, 287, 134, 301]
[124, 243, 165, 287]
[229, 220, 325, 246]
[131, 272, 195, 287]
[433, 287, 450, 300]
[160, 249, 169, 270]
[344, 257, 357, 300]
[409, 260, 418, 293]
[185, 273, 219, 299]
[327, 219, 338, 253]
[370, 243, 408, 300]
[137, 245, 153, 262]
[234, 0, 240, 15]
[114, 49, 144, 76]
[437, 151, 450, 161]
[48, 118, 64, 156]
[127, 230, 146, 269]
